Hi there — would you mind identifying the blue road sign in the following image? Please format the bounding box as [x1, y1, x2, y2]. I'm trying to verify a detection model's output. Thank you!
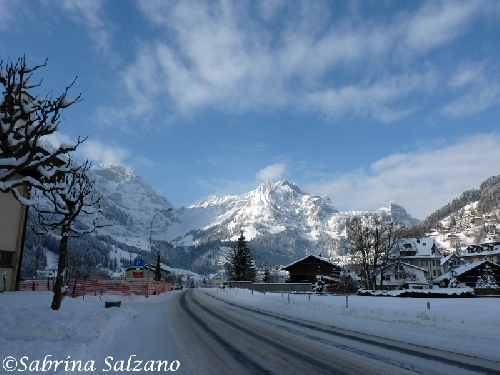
[134, 259, 144, 267]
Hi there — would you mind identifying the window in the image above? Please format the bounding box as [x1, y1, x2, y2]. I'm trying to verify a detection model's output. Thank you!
[433, 270, 436, 276]
[0, 250, 13, 266]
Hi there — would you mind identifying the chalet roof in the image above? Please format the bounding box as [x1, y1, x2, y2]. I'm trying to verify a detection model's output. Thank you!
[433, 260, 497, 284]
[397, 237, 441, 258]
[282, 254, 339, 270]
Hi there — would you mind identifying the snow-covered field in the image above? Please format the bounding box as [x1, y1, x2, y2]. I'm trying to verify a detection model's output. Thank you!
[1, 289, 499, 373]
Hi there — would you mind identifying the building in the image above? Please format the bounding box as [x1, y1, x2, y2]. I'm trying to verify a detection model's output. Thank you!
[378, 262, 429, 290]
[460, 241, 500, 265]
[0, 183, 30, 291]
[440, 254, 465, 274]
[433, 260, 500, 288]
[282, 255, 341, 292]
[396, 237, 443, 281]
[207, 272, 228, 288]
[125, 264, 171, 281]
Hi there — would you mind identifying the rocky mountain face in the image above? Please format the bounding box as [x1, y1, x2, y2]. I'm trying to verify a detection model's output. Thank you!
[88, 165, 419, 272]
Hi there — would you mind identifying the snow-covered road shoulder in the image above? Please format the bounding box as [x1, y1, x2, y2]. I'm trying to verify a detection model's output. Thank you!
[204, 289, 500, 362]
[0, 291, 171, 363]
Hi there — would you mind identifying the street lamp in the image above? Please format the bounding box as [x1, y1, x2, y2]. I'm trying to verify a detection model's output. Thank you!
[147, 208, 173, 297]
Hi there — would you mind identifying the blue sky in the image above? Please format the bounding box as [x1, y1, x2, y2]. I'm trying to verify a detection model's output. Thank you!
[2, 0, 500, 220]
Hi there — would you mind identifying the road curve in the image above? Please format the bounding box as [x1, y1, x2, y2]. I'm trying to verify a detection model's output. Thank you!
[172, 289, 500, 375]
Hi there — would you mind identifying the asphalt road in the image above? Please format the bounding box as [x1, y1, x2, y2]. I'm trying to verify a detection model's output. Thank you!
[172, 289, 500, 375]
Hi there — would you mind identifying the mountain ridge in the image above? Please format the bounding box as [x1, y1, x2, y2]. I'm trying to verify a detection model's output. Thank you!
[90, 164, 419, 271]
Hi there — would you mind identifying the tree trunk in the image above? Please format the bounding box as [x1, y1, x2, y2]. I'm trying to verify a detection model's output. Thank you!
[51, 232, 68, 310]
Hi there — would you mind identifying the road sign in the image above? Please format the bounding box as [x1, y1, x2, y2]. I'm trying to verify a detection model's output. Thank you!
[134, 259, 144, 267]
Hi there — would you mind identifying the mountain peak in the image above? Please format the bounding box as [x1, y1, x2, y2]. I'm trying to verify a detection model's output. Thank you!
[92, 163, 137, 182]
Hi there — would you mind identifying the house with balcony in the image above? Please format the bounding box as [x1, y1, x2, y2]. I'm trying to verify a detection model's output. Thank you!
[395, 237, 443, 282]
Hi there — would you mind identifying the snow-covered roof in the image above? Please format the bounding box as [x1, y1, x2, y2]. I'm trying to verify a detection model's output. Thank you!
[398, 237, 441, 258]
[462, 241, 500, 257]
[433, 260, 494, 283]
[282, 254, 339, 269]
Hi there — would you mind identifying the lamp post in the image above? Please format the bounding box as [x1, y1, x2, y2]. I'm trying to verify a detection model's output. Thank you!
[147, 208, 173, 297]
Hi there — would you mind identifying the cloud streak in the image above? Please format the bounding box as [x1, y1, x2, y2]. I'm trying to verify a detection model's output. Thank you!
[304, 134, 500, 220]
[95, 0, 499, 125]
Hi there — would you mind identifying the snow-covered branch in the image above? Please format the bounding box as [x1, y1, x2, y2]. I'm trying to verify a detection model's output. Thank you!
[0, 56, 84, 202]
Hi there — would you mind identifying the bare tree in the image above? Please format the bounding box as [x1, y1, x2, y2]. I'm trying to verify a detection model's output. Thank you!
[0, 56, 84, 204]
[346, 213, 402, 290]
[32, 160, 110, 310]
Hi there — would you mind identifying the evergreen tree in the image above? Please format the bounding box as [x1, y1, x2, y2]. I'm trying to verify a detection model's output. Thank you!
[263, 263, 271, 283]
[448, 268, 461, 288]
[153, 252, 162, 281]
[479, 264, 499, 288]
[313, 275, 327, 293]
[226, 231, 256, 281]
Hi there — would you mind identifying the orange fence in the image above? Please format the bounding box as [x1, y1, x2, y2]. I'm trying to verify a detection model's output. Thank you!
[19, 277, 173, 298]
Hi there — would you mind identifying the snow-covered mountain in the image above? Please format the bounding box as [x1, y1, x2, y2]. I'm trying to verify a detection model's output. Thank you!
[90, 164, 419, 269]
[91, 164, 175, 250]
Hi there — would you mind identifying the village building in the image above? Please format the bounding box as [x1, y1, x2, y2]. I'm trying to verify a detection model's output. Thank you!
[378, 262, 429, 290]
[433, 260, 500, 288]
[440, 254, 465, 274]
[125, 264, 171, 281]
[207, 272, 228, 288]
[282, 254, 341, 292]
[0, 183, 30, 291]
[460, 241, 500, 264]
[396, 237, 443, 282]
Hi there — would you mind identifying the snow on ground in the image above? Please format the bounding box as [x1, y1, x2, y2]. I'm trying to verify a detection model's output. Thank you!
[1, 289, 499, 373]
[209, 288, 500, 361]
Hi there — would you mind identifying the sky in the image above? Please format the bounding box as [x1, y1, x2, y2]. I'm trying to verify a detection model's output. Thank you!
[2, 0, 500, 220]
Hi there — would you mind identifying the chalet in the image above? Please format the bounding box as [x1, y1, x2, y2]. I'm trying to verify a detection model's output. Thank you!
[460, 241, 500, 265]
[433, 260, 500, 288]
[282, 255, 341, 292]
[440, 254, 465, 274]
[396, 237, 443, 281]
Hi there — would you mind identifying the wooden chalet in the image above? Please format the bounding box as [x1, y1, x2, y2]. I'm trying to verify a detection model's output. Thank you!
[282, 255, 342, 292]
[433, 260, 500, 288]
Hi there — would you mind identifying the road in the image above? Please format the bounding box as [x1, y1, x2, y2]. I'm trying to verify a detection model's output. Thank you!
[170, 289, 500, 375]
[93, 289, 500, 374]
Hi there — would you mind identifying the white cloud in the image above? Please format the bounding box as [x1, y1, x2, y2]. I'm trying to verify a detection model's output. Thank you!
[256, 164, 287, 182]
[304, 134, 500, 220]
[403, 1, 484, 52]
[442, 61, 500, 117]
[96, 0, 499, 125]
[78, 139, 129, 165]
[42, 134, 129, 166]
[59, 0, 117, 61]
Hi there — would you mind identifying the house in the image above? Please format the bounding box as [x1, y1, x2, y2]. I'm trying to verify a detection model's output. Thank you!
[0, 184, 30, 291]
[207, 272, 228, 288]
[282, 254, 341, 292]
[440, 254, 465, 274]
[125, 264, 171, 281]
[378, 262, 429, 290]
[460, 241, 500, 265]
[396, 237, 443, 281]
[432, 260, 500, 288]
